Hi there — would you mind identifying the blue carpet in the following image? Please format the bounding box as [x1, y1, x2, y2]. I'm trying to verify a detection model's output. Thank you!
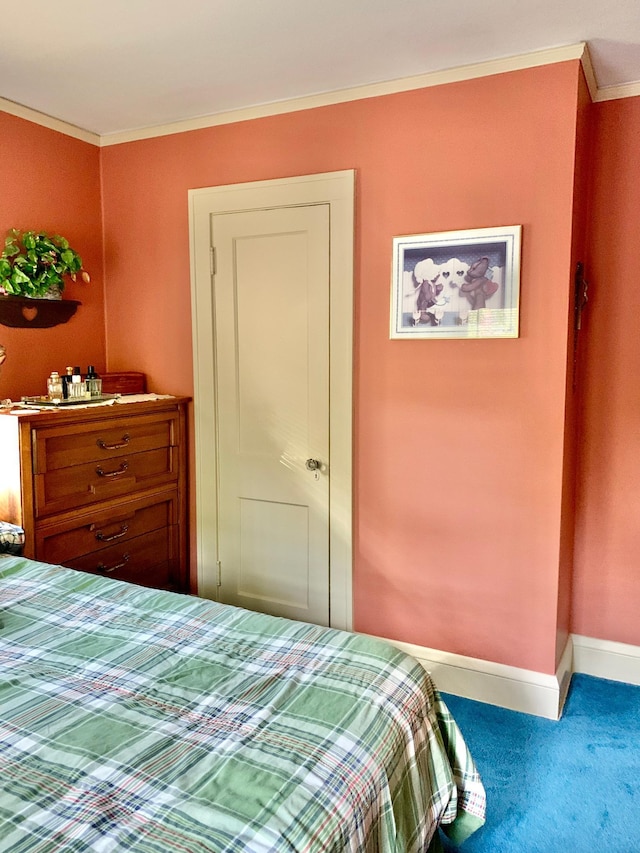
[441, 674, 640, 853]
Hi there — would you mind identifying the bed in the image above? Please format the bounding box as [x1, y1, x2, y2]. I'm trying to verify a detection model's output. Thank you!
[0, 556, 485, 852]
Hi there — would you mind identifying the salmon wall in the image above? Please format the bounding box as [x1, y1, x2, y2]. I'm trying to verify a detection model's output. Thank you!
[0, 113, 105, 400]
[4, 60, 637, 676]
[572, 95, 640, 646]
[554, 68, 594, 665]
[101, 60, 584, 674]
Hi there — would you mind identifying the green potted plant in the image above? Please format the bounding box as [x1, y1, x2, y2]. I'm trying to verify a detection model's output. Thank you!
[0, 229, 90, 300]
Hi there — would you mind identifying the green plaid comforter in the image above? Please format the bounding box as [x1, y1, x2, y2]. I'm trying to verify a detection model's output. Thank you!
[0, 556, 485, 852]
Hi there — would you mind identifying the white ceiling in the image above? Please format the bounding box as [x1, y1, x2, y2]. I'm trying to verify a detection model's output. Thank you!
[1, 0, 640, 138]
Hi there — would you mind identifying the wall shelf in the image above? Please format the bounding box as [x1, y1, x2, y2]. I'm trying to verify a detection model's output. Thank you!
[0, 295, 81, 328]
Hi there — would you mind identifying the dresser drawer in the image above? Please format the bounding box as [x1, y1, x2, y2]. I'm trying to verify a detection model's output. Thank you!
[34, 447, 178, 517]
[32, 411, 179, 472]
[65, 526, 178, 589]
[36, 491, 179, 565]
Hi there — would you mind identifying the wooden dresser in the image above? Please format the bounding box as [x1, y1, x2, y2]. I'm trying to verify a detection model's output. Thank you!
[0, 397, 189, 592]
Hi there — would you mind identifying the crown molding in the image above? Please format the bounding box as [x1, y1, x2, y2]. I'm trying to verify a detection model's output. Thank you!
[3, 42, 639, 148]
[579, 43, 598, 102]
[0, 97, 100, 146]
[99, 43, 588, 146]
[594, 80, 640, 102]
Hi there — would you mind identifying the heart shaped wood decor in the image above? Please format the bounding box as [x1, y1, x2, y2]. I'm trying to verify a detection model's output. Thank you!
[22, 306, 39, 322]
[0, 296, 80, 328]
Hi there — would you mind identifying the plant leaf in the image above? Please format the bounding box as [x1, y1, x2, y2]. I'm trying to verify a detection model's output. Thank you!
[0, 228, 88, 296]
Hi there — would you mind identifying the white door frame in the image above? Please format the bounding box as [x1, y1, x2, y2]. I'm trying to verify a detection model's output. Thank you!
[188, 170, 354, 631]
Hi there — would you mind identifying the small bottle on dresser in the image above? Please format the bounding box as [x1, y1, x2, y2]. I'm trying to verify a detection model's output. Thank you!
[68, 366, 87, 399]
[47, 371, 63, 403]
[85, 365, 102, 398]
[62, 366, 74, 399]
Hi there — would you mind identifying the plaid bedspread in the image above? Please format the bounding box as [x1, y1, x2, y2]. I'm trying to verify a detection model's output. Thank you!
[0, 556, 485, 852]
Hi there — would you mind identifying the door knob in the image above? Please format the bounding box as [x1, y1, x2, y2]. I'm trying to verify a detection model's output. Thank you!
[305, 458, 321, 471]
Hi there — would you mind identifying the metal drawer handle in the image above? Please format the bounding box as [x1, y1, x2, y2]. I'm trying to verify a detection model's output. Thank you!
[96, 553, 130, 574]
[95, 523, 129, 542]
[95, 461, 129, 478]
[97, 433, 131, 450]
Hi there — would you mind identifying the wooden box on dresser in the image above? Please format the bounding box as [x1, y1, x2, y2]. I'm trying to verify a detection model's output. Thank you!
[0, 397, 190, 592]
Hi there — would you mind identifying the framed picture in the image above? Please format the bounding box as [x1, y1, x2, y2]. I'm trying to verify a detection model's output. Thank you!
[390, 225, 521, 339]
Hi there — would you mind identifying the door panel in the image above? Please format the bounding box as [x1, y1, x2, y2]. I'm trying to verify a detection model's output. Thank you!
[238, 498, 309, 608]
[213, 204, 330, 624]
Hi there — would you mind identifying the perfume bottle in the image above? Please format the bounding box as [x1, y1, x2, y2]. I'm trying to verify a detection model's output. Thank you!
[68, 366, 87, 399]
[85, 365, 102, 398]
[47, 371, 63, 403]
[62, 366, 74, 399]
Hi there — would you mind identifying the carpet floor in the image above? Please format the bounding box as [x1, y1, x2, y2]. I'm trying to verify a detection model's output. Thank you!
[441, 674, 640, 853]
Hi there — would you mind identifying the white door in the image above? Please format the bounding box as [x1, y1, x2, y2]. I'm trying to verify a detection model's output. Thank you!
[190, 171, 354, 631]
[213, 205, 330, 624]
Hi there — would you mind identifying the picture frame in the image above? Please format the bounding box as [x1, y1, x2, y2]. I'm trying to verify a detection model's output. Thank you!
[390, 225, 521, 339]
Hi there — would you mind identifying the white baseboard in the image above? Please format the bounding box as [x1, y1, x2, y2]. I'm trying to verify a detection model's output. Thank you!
[383, 636, 573, 720]
[377, 632, 640, 720]
[572, 634, 640, 686]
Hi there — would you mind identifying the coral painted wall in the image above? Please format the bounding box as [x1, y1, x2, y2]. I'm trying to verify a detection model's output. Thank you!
[554, 68, 594, 666]
[4, 58, 638, 676]
[572, 95, 640, 646]
[101, 60, 584, 674]
[0, 113, 105, 400]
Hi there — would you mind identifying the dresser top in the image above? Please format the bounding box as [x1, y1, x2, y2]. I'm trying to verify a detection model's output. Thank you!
[0, 395, 190, 427]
